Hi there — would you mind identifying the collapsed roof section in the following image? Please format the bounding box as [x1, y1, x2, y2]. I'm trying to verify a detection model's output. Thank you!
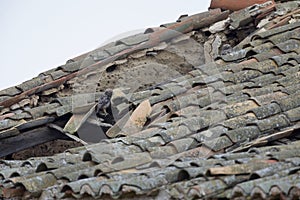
[0, 0, 300, 199]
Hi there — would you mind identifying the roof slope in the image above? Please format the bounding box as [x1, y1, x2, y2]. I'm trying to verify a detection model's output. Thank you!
[1, 0, 300, 199]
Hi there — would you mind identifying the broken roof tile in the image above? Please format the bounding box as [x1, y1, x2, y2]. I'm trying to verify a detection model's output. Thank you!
[15, 117, 55, 131]
[0, 2, 300, 200]
[0, 127, 20, 140]
[0, 118, 25, 132]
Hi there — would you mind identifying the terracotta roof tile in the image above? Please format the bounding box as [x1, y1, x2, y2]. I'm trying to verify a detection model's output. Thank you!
[210, 0, 275, 11]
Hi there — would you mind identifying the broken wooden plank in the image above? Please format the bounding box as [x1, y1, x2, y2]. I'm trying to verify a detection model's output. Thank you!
[0, 127, 70, 158]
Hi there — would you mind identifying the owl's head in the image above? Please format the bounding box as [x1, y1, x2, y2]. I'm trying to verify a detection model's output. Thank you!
[104, 89, 113, 98]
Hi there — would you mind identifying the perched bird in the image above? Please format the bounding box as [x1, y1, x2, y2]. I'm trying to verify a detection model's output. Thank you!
[220, 44, 233, 56]
[96, 89, 113, 116]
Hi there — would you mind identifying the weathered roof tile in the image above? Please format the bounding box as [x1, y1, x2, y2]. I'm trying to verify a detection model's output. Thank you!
[210, 0, 274, 11]
[90, 50, 110, 62]
[276, 39, 300, 53]
[253, 22, 300, 39]
[15, 117, 55, 131]
[224, 100, 258, 118]
[0, 118, 24, 132]
[116, 33, 150, 46]
[1, 2, 300, 199]
[285, 107, 300, 122]
[104, 44, 130, 56]
[222, 113, 257, 129]
[16, 77, 45, 92]
[271, 52, 299, 66]
[250, 102, 282, 119]
[256, 114, 290, 132]
[0, 87, 21, 97]
[27, 103, 60, 119]
[50, 70, 69, 80]
[191, 126, 227, 143]
[58, 61, 81, 72]
[275, 92, 300, 112]
[225, 126, 260, 143]
[204, 135, 233, 152]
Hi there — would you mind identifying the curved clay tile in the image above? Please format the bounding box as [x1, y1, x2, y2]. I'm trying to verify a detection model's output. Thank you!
[210, 0, 275, 11]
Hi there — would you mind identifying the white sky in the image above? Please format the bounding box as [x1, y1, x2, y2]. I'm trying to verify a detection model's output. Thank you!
[0, 0, 210, 90]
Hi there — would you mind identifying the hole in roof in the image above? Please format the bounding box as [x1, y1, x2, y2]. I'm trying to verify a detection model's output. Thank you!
[190, 162, 200, 167]
[144, 28, 155, 34]
[36, 163, 48, 172]
[204, 31, 211, 37]
[47, 158, 55, 163]
[111, 156, 124, 164]
[249, 173, 261, 180]
[106, 64, 117, 73]
[169, 113, 179, 118]
[14, 183, 26, 191]
[192, 82, 207, 88]
[205, 106, 213, 111]
[177, 170, 190, 181]
[248, 148, 261, 154]
[251, 35, 262, 41]
[267, 158, 279, 163]
[94, 169, 103, 177]
[115, 40, 123, 46]
[78, 174, 89, 180]
[146, 51, 158, 57]
[82, 152, 92, 162]
[144, 117, 152, 127]
[97, 174, 110, 181]
[175, 157, 183, 162]
[167, 117, 180, 123]
[61, 185, 73, 193]
[197, 126, 209, 134]
[21, 161, 32, 168]
[242, 42, 252, 49]
[288, 168, 300, 175]
[154, 85, 164, 90]
[9, 172, 20, 178]
[149, 161, 161, 168]
[162, 105, 171, 113]
[213, 163, 223, 167]
[245, 50, 256, 58]
[151, 93, 160, 96]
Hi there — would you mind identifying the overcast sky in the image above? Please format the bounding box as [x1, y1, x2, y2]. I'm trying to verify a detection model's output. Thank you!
[0, 0, 210, 90]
